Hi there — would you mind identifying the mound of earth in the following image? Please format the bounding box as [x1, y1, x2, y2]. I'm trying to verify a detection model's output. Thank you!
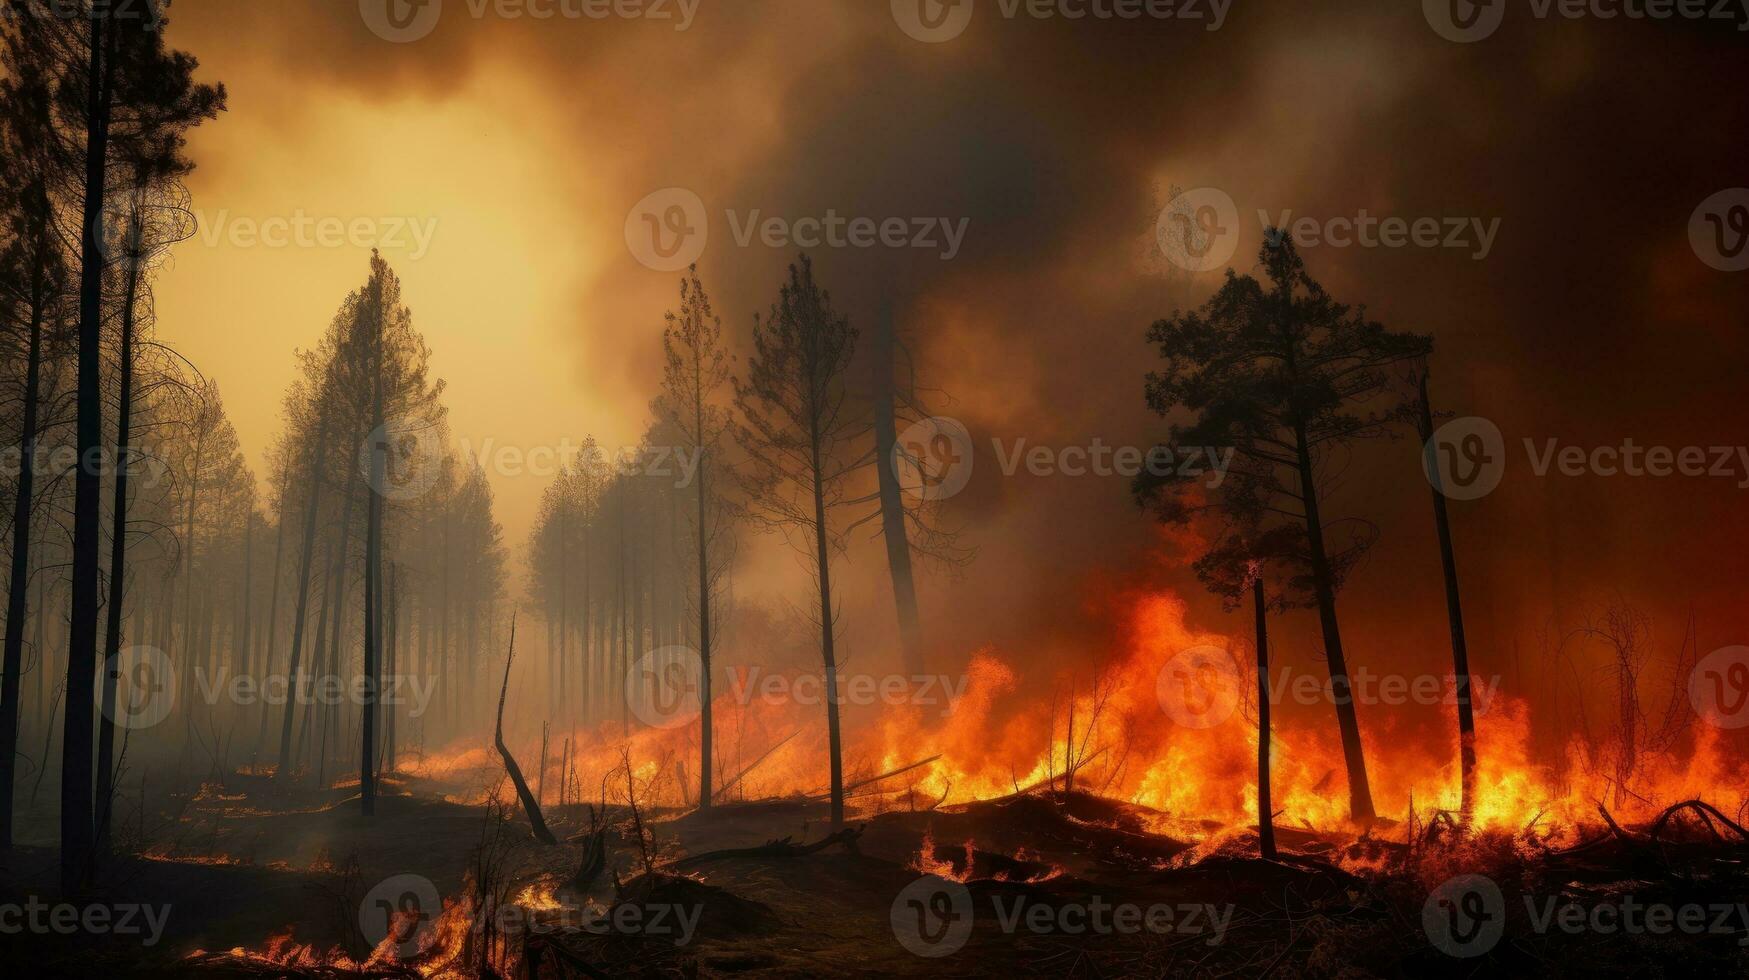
[858, 790, 1193, 882]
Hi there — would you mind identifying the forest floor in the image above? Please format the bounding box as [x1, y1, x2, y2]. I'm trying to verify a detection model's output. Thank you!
[2, 766, 1747, 978]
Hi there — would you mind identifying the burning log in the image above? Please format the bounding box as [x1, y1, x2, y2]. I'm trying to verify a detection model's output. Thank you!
[493, 615, 558, 845]
[669, 824, 866, 870]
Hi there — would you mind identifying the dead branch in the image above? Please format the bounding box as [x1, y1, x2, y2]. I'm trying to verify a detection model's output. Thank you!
[807, 755, 941, 800]
[493, 614, 558, 845]
[710, 729, 797, 803]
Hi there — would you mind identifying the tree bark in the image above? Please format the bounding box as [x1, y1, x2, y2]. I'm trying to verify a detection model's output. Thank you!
[96, 216, 146, 855]
[1253, 575, 1276, 860]
[870, 296, 924, 675]
[276, 426, 329, 776]
[1292, 422, 1375, 826]
[0, 210, 48, 850]
[1417, 370, 1477, 822]
[63, 8, 117, 889]
[810, 428, 845, 830]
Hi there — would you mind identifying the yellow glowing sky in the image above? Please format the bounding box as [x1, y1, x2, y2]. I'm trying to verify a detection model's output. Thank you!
[155, 59, 631, 545]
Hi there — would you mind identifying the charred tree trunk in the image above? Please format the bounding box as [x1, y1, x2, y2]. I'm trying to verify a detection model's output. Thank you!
[0, 199, 49, 850]
[494, 616, 557, 844]
[63, 9, 119, 889]
[96, 217, 147, 855]
[810, 428, 845, 830]
[871, 296, 924, 675]
[1415, 370, 1478, 823]
[1291, 421, 1376, 826]
[276, 427, 329, 776]
[1253, 575, 1276, 860]
[255, 465, 291, 759]
[361, 297, 386, 816]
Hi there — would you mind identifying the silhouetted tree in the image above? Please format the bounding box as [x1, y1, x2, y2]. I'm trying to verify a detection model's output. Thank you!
[734, 255, 859, 829]
[1134, 233, 1430, 826]
[659, 265, 732, 810]
[1405, 360, 1479, 823]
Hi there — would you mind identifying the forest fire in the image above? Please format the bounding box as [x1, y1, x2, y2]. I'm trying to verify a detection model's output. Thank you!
[4, 2, 1748, 977]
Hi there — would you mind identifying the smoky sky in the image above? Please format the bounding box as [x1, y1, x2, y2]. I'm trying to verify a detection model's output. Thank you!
[163, 1, 1749, 750]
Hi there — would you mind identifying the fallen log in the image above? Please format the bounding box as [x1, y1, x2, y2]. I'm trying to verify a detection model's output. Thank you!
[669, 825, 866, 870]
[495, 615, 558, 845]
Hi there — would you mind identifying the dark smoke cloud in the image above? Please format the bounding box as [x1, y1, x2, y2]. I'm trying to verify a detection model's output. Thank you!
[169, 0, 1749, 750]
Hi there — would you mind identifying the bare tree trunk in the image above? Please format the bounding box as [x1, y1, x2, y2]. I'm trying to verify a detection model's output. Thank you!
[276, 427, 329, 776]
[0, 212, 48, 849]
[361, 295, 386, 816]
[255, 465, 290, 760]
[1292, 422, 1375, 826]
[63, 9, 118, 889]
[810, 432, 844, 830]
[616, 495, 627, 736]
[1253, 575, 1276, 860]
[695, 454, 713, 810]
[383, 560, 398, 776]
[1416, 370, 1478, 823]
[316, 488, 355, 785]
[871, 296, 924, 675]
[96, 219, 146, 855]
